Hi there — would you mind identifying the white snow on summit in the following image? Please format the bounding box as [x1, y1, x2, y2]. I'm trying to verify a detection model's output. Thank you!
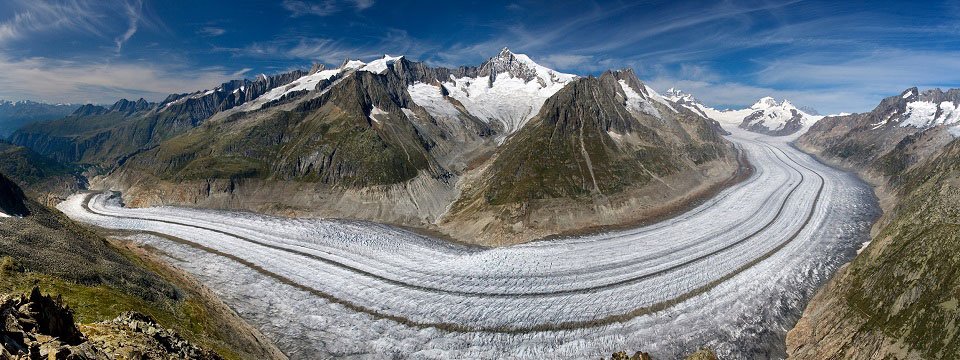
[418, 49, 576, 141]
[360, 55, 403, 74]
[236, 60, 367, 112]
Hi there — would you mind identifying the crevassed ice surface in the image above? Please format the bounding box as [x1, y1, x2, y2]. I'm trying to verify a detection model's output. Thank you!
[59, 129, 878, 359]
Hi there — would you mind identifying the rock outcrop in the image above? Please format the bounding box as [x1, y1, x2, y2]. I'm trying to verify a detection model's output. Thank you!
[0, 172, 29, 217]
[1, 287, 221, 359]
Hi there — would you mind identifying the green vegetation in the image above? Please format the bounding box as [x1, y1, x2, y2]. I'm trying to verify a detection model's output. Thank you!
[0, 196, 278, 359]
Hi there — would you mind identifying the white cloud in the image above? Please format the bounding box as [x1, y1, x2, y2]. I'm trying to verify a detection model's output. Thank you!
[537, 54, 593, 69]
[199, 27, 226, 37]
[114, 0, 142, 52]
[0, 56, 243, 104]
[282, 0, 375, 17]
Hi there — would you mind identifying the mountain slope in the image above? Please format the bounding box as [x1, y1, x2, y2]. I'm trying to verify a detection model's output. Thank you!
[798, 87, 960, 180]
[0, 175, 285, 359]
[0, 140, 84, 204]
[666, 89, 822, 136]
[0, 172, 29, 217]
[441, 70, 737, 244]
[788, 87, 960, 359]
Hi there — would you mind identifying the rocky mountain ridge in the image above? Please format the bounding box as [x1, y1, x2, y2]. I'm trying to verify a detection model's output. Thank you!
[1, 288, 221, 359]
[11, 49, 737, 246]
[788, 87, 960, 359]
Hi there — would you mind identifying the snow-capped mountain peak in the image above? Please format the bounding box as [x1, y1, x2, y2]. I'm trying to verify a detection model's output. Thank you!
[752, 96, 780, 109]
[662, 89, 821, 136]
[422, 48, 577, 139]
[665, 88, 698, 104]
[478, 47, 576, 88]
[889, 88, 960, 134]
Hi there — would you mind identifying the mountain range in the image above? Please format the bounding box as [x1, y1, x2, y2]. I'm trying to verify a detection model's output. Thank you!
[10, 48, 742, 245]
[0, 100, 77, 138]
[666, 88, 823, 136]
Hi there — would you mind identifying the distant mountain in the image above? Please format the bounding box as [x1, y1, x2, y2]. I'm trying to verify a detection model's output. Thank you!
[797, 87, 960, 179]
[14, 48, 738, 245]
[665, 89, 822, 136]
[0, 100, 77, 138]
[11, 70, 307, 167]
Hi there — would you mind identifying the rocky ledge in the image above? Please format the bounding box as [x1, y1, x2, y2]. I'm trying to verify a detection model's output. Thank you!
[1, 287, 221, 359]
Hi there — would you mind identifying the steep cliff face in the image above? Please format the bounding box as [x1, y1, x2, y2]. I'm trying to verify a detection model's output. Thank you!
[0, 172, 28, 217]
[788, 88, 960, 359]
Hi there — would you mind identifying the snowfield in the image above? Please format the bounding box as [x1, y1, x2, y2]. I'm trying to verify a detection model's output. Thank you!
[59, 129, 878, 359]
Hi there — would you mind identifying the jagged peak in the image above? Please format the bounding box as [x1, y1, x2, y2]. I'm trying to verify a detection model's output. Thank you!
[901, 87, 919, 99]
[478, 47, 576, 87]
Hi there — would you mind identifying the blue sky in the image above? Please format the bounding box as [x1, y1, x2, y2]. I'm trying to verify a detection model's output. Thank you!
[1, 0, 960, 113]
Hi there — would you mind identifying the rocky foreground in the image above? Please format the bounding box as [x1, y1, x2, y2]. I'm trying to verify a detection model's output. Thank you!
[1, 287, 220, 359]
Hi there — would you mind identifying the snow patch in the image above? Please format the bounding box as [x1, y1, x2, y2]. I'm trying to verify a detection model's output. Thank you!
[900, 101, 941, 128]
[408, 83, 462, 120]
[442, 72, 570, 140]
[643, 85, 678, 112]
[950, 125, 960, 137]
[369, 106, 387, 124]
[618, 80, 662, 119]
[361, 55, 403, 74]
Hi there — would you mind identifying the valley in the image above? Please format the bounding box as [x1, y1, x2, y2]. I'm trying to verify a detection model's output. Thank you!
[58, 128, 878, 358]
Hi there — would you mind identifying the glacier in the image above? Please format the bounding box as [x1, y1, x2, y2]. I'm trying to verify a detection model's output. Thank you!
[59, 129, 878, 359]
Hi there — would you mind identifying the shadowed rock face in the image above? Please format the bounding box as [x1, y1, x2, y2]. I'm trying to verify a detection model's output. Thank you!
[0, 172, 28, 216]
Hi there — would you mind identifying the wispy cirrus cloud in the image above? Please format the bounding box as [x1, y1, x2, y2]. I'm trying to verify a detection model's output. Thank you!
[282, 0, 375, 17]
[114, 0, 142, 52]
[199, 26, 226, 37]
[222, 28, 436, 66]
[0, 0, 105, 45]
